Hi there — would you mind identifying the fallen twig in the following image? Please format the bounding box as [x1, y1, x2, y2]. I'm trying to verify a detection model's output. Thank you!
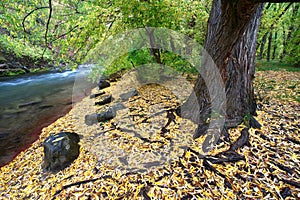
[52, 175, 113, 198]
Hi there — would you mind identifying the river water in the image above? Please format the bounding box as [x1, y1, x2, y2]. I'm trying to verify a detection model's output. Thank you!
[0, 67, 93, 167]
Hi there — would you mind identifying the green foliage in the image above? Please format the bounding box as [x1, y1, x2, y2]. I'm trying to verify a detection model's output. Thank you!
[89, 48, 197, 83]
[256, 60, 300, 72]
[257, 3, 299, 65]
[1, 70, 26, 76]
[283, 27, 300, 65]
[0, 0, 298, 72]
[0, 34, 53, 61]
[0, 0, 210, 68]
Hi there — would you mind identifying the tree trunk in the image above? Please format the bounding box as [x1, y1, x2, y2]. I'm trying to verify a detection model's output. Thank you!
[146, 27, 162, 64]
[259, 32, 268, 60]
[267, 31, 272, 62]
[179, 1, 263, 135]
[272, 31, 277, 60]
[280, 27, 286, 62]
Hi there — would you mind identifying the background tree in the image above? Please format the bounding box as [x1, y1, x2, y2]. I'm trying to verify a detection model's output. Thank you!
[257, 2, 299, 65]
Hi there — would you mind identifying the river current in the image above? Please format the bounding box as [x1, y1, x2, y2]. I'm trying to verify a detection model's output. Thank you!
[0, 67, 93, 167]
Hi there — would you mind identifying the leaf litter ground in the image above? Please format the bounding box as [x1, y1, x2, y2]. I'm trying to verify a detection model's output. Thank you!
[0, 70, 299, 199]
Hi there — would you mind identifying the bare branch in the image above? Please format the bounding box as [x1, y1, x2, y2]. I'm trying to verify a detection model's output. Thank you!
[45, 0, 52, 48]
[22, 6, 49, 34]
[49, 25, 79, 43]
[42, 0, 53, 58]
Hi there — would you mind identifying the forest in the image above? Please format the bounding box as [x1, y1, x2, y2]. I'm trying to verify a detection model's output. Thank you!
[0, 1, 299, 73]
[0, 0, 299, 199]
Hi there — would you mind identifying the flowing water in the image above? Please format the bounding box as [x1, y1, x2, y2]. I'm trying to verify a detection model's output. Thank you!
[0, 67, 93, 167]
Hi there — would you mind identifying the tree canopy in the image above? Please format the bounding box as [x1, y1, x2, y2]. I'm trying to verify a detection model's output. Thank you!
[0, 0, 298, 69]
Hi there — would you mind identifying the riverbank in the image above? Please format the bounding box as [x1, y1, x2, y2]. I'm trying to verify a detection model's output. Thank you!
[0, 51, 51, 77]
[0, 70, 299, 199]
[0, 69, 91, 167]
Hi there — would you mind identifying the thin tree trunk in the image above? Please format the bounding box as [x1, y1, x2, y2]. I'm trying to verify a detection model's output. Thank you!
[267, 31, 272, 62]
[145, 27, 162, 64]
[259, 32, 268, 60]
[170, 36, 176, 52]
[280, 27, 286, 61]
[272, 31, 277, 60]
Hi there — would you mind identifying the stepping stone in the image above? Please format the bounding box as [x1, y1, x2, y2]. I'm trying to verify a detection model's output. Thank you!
[119, 89, 139, 101]
[84, 113, 99, 125]
[95, 94, 112, 106]
[85, 106, 116, 125]
[108, 68, 126, 82]
[96, 106, 116, 122]
[90, 91, 105, 98]
[112, 102, 126, 111]
[43, 132, 80, 171]
[98, 79, 110, 90]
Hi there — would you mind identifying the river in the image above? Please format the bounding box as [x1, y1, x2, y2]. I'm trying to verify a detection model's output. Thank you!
[0, 66, 94, 167]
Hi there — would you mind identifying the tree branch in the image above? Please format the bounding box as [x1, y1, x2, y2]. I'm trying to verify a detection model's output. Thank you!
[42, 0, 53, 58]
[22, 6, 49, 34]
[45, 0, 52, 48]
[49, 25, 79, 43]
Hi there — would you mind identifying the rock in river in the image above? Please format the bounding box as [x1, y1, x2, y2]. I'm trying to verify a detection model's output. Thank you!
[18, 100, 42, 108]
[43, 132, 80, 171]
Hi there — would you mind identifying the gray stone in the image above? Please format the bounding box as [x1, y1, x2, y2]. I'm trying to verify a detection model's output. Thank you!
[90, 91, 105, 99]
[119, 89, 139, 101]
[111, 102, 126, 111]
[108, 68, 126, 82]
[43, 132, 80, 171]
[85, 113, 98, 125]
[97, 106, 116, 122]
[85, 106, 116, 125]
[95, 94, 112, 106]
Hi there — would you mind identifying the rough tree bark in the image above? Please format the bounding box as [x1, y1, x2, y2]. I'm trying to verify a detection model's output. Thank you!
[178, 0, 264, 136]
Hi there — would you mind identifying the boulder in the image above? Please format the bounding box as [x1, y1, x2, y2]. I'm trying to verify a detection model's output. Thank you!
[95, 94, 112, 106]
[98, 79, 110, 90]
[43, 132, 80, 171]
